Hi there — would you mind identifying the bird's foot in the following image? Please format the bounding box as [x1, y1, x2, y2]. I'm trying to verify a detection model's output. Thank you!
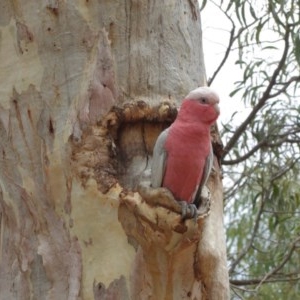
[178, 201, 198, 222]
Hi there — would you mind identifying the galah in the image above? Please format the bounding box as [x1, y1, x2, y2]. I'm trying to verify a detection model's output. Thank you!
[151, 86, 220, 219]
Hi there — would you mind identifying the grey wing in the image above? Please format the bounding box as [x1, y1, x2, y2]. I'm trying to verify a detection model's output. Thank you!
[151, 128, 169, 188]
[193, 144, 214, 207]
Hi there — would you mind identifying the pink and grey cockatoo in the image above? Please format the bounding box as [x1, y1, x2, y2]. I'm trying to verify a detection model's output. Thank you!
[151, 86, 220, 219]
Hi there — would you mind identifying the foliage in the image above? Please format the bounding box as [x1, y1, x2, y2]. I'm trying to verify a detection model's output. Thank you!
[203, 0, 300, 298]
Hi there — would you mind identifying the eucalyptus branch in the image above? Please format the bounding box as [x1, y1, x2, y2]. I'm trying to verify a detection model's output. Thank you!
[207, 0, 261, 86]
[231, 274, 300, 286]
[229, 198, 265, 274]
[222, 141, 265, 165]
[263, 209, 300, 215]
[208, 26, 235, 86]
[223, 168, 252, 202]
[222, 26, 291, 159]
[223, 178, 245, 201]
[255, 236, 300, 290]
[223, 136, 300, 165]
[270, 76, 300, 98]
[270, 158, 300, 182]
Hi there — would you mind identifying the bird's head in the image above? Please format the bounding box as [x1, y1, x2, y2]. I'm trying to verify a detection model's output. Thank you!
[181, 86, 220, 124]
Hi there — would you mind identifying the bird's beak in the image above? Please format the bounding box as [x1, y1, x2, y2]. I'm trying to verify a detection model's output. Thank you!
[214, 103, 220, 114]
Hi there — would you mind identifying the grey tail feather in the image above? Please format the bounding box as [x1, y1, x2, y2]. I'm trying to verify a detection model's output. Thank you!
[193, 185, 202, 208]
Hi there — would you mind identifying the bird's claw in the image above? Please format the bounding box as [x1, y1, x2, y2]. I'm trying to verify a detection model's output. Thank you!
[179, 201, 198, 222]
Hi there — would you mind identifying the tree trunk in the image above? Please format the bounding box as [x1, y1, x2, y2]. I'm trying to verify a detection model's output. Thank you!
[0, 1, 229, 299]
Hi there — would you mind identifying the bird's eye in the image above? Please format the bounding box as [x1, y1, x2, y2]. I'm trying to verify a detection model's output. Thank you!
[200, 97, 207, 104]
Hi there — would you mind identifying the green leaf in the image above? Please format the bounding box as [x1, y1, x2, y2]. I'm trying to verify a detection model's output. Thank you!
[199, 0, 207, 11]
[241, 1, 247, 25]
[262, 46, 278, 50]
[256, 19, 268, 44]
[229, 87, 243, 97]
[250, 5, 257, 20]
[293, 32, 300, 68]
[225, 1, 233, 12]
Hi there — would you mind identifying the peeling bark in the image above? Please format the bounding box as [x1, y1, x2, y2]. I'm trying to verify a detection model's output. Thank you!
[93, 276, 130, 300]
[118, 157, 228, 300]
[0, 1, 228, 299]
[0, 86, 82, 300]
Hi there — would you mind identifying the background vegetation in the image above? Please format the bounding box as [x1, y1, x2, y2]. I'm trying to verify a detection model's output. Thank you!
[202, 1, 300, 298]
